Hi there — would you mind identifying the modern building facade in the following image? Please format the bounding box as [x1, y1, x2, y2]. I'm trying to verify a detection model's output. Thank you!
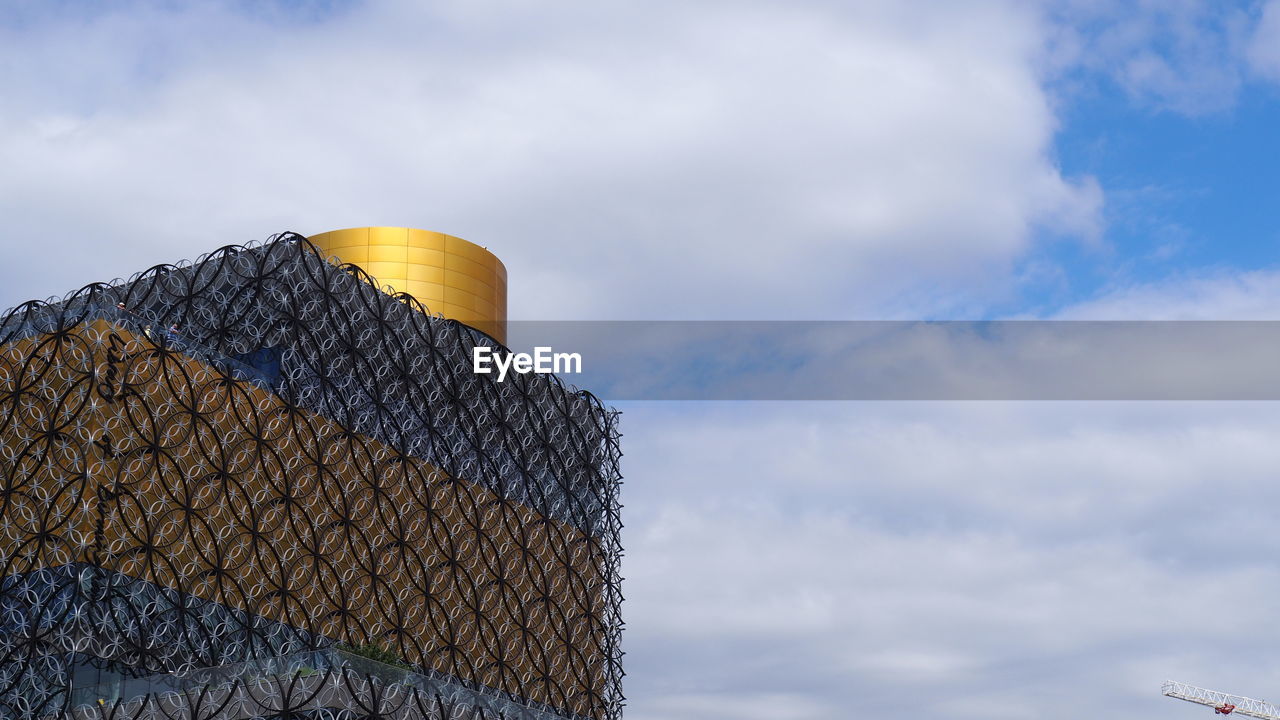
[0, 230, 623, 719]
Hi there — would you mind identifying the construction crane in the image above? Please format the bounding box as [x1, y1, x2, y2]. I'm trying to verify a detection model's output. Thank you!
[1164, 680, 1280, 719]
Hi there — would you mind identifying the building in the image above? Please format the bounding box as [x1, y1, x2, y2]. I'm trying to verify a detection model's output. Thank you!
[0, 229, 624, 719]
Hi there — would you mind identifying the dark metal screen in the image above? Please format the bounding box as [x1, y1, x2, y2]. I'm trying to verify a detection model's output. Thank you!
[0, 234, 624, 720]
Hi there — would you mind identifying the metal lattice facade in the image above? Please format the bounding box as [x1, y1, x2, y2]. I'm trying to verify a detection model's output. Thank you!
[0, 234, 624, 719]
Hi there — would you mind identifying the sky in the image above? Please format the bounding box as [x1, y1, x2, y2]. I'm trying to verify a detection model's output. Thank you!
[3, 1, 1280, 718]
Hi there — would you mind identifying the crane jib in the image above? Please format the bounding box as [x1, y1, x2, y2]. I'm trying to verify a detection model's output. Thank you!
[1163, 680, 1280, 720]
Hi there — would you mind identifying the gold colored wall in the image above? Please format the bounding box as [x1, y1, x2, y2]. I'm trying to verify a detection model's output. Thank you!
[0, 322, 607, 718]
[307, 227, 508, 344]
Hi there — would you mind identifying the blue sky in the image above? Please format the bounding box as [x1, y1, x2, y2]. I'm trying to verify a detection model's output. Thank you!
[1023, 70, 1280, 314]
[5, 2, 1280, 719]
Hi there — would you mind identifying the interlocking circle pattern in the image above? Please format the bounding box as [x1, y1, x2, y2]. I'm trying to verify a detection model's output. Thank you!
[0, 234, 623, 720]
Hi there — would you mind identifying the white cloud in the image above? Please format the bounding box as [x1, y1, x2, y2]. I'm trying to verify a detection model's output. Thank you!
[1248, 0, 1280, 80]
[0, 0, 1097, 320]
[619, 402, 1280, 720]
[1042, 0, 1252, 115]
[639, 691, 836, 720]
[1056, 268, 1280, 319]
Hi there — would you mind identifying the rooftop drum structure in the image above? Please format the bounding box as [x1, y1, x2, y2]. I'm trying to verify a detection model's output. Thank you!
[308, 227, 508, 343]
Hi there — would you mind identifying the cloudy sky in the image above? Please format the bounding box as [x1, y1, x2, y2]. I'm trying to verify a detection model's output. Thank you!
[5, 1, 1280, 718]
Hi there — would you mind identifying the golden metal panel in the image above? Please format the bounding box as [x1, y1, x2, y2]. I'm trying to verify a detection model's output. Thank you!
[444, 237, 500, 266]
[470, 252, 506, 276]
[435, 302, 474, 320]
[406, 281, 445, 302]
[407, 264, 444, 283]
[311, 227, 370, 248]
[362, 261, 409, 281]
[443, 270, 494, 298]
[309, 227, 506, 343]
[407, 247, 446, 267]
[367, 244, 408, 263]
[444, 286, 479, 309]
[369, 226, 409, 246]
[406, 228, 447, 251]
[321, 246, 369, 264]
[443, 253, 500, 285]
[322, 244, 371, 256]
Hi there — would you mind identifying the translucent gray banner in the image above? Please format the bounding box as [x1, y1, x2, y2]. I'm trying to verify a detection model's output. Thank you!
[500, 321, 1280, 400]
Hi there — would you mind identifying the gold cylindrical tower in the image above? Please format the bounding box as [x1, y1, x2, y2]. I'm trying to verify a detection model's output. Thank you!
[308, 227, 508, 343]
